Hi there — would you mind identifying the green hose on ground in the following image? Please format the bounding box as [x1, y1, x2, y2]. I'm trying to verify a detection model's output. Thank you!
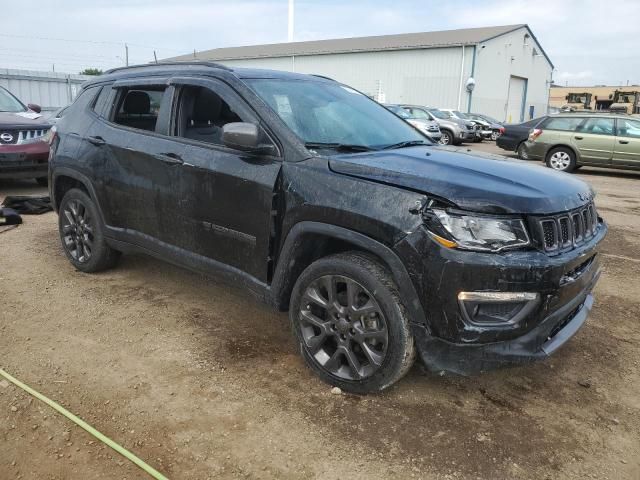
[0, 368, 169, 480]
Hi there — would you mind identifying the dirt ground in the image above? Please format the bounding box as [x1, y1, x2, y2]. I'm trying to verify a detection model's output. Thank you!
[1, 143, 639, 480]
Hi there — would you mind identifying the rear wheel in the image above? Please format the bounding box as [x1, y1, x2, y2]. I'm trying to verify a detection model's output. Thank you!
[516, 142, 529, 160]
[546, 147, 576, 173]
[290, 252, 415, 394]
[491, 130, 499, 141]
[58, 188, 120, 272]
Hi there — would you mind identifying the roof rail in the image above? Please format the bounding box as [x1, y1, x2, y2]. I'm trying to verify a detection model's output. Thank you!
[104, 61, 232, 75]
[309, 74, 336, 82]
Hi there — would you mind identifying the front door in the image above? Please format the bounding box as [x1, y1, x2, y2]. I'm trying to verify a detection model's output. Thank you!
[166, 77, 282, 282]
[612, 117, 640, 168]
[572, 116, 615, 165]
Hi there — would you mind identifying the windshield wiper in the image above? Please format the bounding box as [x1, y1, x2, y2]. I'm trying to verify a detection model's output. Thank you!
[304, 142, 376, 152]
[382, 140, 429, 150]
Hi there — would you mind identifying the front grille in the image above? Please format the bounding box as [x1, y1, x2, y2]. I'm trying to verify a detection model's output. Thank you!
[533, 202, 599, 253]
[0, 129, 47, 145]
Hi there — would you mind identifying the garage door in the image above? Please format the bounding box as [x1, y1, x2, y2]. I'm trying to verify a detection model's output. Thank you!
[506, 76, 527, 123]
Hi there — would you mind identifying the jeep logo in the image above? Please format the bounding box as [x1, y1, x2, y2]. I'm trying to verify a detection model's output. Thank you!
[0, 132, 14, 143]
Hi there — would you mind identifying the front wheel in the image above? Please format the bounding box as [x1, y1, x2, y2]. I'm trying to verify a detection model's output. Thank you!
[546, 147, 576, 173]
[491, 131, 499, 141]
[438, 130, 453, 145]
[58, 188, 120, 272]
[289, 252, 415, 394]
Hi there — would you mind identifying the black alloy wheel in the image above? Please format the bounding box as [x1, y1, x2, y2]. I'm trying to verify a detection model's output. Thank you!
[61, 198, 95, 264]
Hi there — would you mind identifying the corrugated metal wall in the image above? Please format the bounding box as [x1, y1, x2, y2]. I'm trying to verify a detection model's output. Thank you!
[220, 47, 473, 109]
[0, 69, 91, 113]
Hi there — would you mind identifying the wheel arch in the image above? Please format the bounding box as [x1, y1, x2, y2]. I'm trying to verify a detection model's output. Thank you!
[545, 143, 579, 163]
[270, 221, 427, 326]
[52, 168, 103, 217]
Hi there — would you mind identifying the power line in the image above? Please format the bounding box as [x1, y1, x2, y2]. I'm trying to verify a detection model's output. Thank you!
[0, 33, 186, 53]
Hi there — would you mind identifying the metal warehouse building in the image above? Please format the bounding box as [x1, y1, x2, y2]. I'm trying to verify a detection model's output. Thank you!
[169, 24, 553, 123]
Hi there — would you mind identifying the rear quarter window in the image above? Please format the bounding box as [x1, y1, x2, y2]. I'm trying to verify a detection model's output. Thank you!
[541, 117, 584, 132]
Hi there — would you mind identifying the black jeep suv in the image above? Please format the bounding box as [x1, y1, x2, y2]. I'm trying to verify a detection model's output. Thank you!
[49, 62, 606, 393]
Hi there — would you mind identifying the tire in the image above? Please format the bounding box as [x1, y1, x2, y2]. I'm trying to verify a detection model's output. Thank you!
[474, 135, 483, 143]
[546, 146, 577, 173]
[289, 252, 416, 394]
[36, 177, 48, 187]
[491, 131, 499, 141]
[58, 188, 120, 273]
[516, 142, 529, 160]
[438, 130, 453, 146]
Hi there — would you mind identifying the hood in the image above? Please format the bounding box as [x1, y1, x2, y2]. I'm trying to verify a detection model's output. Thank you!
[0, 111, 51, 130]
[328, 146, 594, 215]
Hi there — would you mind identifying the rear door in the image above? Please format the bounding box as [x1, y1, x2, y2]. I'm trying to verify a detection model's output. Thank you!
[572, 117, 615, 165]
[612, 117, 640, 168]
[84, 79, 185, 244]
[165, 76, 282, 282]
[506, 76, 527, 123]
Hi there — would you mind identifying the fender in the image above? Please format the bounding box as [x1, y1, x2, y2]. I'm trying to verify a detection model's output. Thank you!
[271, 221, 427, 326]
[51, 167, 105, 221]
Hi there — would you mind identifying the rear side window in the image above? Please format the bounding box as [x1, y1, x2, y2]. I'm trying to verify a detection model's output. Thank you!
[577, 117, 615, 136]
[113, 87, 166, 132]
[64, 86, 100, 116]
[542, 117, 584, 132]
[618, 118, 640, 139]
[92, 85, 113, 117]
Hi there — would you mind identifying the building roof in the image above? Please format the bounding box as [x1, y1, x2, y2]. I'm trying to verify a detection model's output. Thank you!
[169, 24, 528, 61]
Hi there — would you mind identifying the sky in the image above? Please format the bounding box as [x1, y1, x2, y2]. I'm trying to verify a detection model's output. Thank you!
[2, 0, 638, 86]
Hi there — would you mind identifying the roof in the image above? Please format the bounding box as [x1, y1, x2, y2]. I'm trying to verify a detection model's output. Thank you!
[88, 62, 333, 87]
[168, 25, 527, 61]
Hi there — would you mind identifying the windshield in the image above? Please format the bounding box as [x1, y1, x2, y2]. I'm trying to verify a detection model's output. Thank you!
[0, 87, 27, 113]
[386, 105, 411, 119]
[246, 79, 426, 150]
[453, 110, 469, 119]
[429, 109, 450, 119]
[408, 108, 430, 120]
[479, 114, 500, 124]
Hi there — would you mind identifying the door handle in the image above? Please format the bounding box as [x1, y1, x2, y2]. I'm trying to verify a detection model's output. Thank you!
[154, 152, 184, 165]
[574, 136, 584, 140]
[87, 135, 106, 146]
[619, 140, 629, 144]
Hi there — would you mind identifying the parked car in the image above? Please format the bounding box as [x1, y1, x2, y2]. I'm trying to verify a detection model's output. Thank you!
[523, 113, 640, 173]
[399, 105, 476, 145]
[50, 63, 606, 393]
[384, 104, 442, 143]
[497, 116, 548, 159]
[439, 109, 488, 142]
[466, 113, 505, 140]
[0, 86, 51, 185]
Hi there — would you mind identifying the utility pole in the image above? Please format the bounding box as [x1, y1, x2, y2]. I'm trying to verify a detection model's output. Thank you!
[288, 0, 294, 42]
[153, 50, 158, 64]
[125, 43, 129, 66]
[52, 64, 55, 72]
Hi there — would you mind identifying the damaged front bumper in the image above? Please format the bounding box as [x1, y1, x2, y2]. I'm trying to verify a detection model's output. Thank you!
[396, 221, 607, 375]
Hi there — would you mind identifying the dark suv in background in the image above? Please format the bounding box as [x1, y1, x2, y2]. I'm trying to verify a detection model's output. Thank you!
[49, 63, 606, 393]
[0, 86, 51, 185]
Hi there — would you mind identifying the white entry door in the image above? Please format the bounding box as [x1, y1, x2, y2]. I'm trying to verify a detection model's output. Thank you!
[506, 76, 527, 123]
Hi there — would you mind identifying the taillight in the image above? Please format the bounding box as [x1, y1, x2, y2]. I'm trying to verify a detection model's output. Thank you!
[529, 128, 543, 141]
[499, 127, 505, 134]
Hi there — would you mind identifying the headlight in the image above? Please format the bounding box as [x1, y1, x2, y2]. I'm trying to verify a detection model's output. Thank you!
[427, 209, 530, 252]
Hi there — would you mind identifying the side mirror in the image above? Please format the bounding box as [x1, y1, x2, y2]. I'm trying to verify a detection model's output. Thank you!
[222, 122, 275, 154]
[27, 103, 42, 113]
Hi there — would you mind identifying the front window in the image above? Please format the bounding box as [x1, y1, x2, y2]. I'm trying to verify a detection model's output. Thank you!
[246, 79, 425, 150]
[0, 87, 27, 113]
